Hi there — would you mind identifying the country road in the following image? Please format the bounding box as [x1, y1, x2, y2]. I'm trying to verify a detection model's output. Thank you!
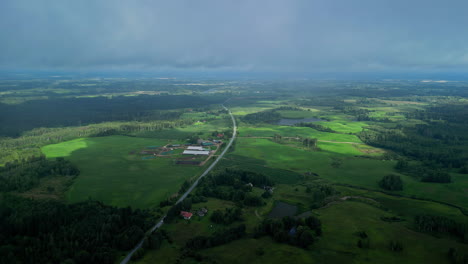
[120, 104, 237, 264]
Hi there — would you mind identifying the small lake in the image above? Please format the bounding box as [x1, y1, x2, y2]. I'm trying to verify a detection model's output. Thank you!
[268, 201, 298, 218]
[277, 117, 323, 126]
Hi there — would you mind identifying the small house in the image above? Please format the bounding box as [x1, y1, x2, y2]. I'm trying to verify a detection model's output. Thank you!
[197, 208, 208, 217]
[180, 211, 193, 220]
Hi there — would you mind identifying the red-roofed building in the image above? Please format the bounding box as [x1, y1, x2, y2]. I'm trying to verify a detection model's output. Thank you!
[180, 211, 193, 220]
[217, 133, 224, 138]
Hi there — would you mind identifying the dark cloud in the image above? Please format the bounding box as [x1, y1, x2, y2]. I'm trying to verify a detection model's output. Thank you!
[1, 0, 468, 72]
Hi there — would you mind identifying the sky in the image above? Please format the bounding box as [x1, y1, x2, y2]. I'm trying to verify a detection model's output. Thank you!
[1, 0, 468, 75]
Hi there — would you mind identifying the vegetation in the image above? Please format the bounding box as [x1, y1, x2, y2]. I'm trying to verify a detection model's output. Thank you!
[1, 78, 468, 263]
[0, 156, 79, 192]
[254, 216, 322, 248]
[0, 195, 151, 264]
[378, 174, 403, 191]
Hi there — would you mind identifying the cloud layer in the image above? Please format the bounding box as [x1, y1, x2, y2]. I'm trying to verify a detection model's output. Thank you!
[1, 0, 468, 72]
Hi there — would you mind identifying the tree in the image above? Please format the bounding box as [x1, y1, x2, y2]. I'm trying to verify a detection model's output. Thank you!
[378, 174, 403, 191]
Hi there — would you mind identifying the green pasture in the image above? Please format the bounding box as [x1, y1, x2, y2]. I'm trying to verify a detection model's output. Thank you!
[230, 137, 468, 210]
[238, 125, 363, 143]
[41, 138, 89, 158]
[334, 186, 467, 222]
[316, 120, 369, 133]
[315, 201, 468, 264]
[229, 138, 393, 184]
[41, 136, 205, 209]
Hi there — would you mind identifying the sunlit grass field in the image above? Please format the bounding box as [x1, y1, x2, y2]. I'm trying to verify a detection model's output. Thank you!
[238, 124, 363, 143]
[229, 137, 468, 209]
[42, 135, 205, 208]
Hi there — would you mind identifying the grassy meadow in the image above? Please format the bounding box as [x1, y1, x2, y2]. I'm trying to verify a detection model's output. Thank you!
[42, 136, 205, 209]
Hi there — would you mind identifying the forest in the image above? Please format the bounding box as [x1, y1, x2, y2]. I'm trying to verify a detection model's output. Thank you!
[0, 94, 221, 136]
[0, 156, 79, 192]
[0, 195, 152, 264]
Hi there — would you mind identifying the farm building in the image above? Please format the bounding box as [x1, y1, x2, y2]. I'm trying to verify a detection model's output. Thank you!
[202, 142, 214, 146]
[180, 211, 193, 220]
[197, 208, 208, 217]
[187, 146, 205, 151]
[183, 150, 210, 155]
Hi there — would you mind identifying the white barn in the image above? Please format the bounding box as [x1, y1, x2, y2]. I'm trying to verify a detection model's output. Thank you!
[187, 146, 205, 151]
[183, 150, 210, 155]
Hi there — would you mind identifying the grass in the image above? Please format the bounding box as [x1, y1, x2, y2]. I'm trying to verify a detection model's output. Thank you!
[239, 124, 363, 143]
[170, 200, 468, 264]
[316, 120, 369, 133]
[315, 201, 468, 264]
[228, 138, 468, 209]
[42, 136, 205, 209]
[41, 138, 89, 157]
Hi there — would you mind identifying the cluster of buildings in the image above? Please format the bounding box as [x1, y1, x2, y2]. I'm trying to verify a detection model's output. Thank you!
[180, 208, 208, 220]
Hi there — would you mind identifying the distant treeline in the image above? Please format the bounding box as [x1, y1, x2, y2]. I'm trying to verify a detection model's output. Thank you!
[0, 156, 79, 192]
[0, 94, 218, 136]
[359, 103, 468, 169]
[0, 196, 151, 264]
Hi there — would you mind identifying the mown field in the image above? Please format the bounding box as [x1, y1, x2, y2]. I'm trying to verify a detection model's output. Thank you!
[42, 135, 205, 209]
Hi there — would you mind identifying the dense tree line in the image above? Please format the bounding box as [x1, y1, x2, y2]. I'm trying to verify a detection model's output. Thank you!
[396, 161, 452, 183]
[295, 122, 336, 133]
[415, 215, 468, 243]
[254, 216, 322, 248]
[242, 110, 281, 124]
[306, 183, 339, 208]
[194, 169, 273, 206]
[0, 156, 79, 192]
[131, 230, 171, 261]
[185, 225, 246, 250]
[0, 94, 218, 137]
[0, 196, 152, 264]
[378, 174, 403, 191]
[210, 207, 243, 225]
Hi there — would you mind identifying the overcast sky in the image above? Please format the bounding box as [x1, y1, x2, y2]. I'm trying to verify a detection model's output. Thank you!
[1, 0, 468, 74]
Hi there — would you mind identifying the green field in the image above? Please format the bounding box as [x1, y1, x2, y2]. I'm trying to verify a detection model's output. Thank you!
[227, 137, 468, 209]
[42, 136, 205, 208]
[136, 197, 468, 264]
[238, 124, 363, 143]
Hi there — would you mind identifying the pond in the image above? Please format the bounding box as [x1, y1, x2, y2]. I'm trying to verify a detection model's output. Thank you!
[277, 117, 323, 126]
[268, 201, 298, 218]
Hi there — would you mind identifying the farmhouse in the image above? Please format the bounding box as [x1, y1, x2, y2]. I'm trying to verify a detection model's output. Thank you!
[183, 150, 210, 155]
[180, 211, 193, 220]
